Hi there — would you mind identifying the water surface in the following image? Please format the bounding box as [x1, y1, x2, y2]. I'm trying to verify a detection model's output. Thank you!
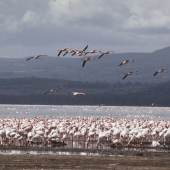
[0, 104, 169, 120]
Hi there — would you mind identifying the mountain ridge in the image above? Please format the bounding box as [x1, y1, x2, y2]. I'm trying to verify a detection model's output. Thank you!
[0, 77, 168, 106]
[0, 46, 169, 83]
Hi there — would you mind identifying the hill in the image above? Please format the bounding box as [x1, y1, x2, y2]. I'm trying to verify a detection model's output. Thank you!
[0, 78, 169, 106]
[0, 46, 169, 83]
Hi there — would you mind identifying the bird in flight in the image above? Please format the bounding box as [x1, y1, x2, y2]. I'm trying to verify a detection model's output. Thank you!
[122, 71, 133, 80]
[82, 45, 88, 52]
[84, 50, 97, 55]
[34, 55, 48, 59]
[76, 45, 89, 56]
[62, 50, 69, 56]
[118, 59, 129, 66]
[81, 57, 91, 68]
[72, 92, 86, 96]
[57, 48, 69, 56]
[25, 56, 34, 61]
[153, 68, 166, 77]
[97, 51, 112, 59]
[70, 49, 78, 56]
[26, 55, 48, 61]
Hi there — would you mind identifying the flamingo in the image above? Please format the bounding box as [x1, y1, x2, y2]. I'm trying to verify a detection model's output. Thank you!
[118, 59, 129, 66]
[25, 56, 34, 61]
[163, 128, 170, 145]
[153, 68, 166, 77]
[72, 92, 86, 96]
[122, 72, 133, 80]
[82, 57, 91, 68]
[70, 49, 79, 56]
[97, 51, 112, 59]
[84, 50, 97, 55]
[34, 55, 48, 59]
[25, 55, 48, 61]
[151, 140, 160, 147]
[57, 48, 69, 56]
[82, 45, 88, 52]
[76, 45, 89, 56]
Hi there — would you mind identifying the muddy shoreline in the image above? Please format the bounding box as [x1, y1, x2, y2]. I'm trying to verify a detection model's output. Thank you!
[0, 145, 169, 156]
[0, 152, 169, 170]
[0, 147, 168, 169]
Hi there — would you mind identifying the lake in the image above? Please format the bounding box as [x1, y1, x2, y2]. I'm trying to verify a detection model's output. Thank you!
[0, 104, 169, 120]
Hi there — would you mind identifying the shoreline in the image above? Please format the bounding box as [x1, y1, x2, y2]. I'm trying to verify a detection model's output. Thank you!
[0, 146, 169, 156]
[0, 152, 169, 170]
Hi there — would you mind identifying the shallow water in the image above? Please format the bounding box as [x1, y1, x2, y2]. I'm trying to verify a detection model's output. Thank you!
[0, 147, 167, 156]
[0, 104, 169, 120]
[0, 150, 100, 156]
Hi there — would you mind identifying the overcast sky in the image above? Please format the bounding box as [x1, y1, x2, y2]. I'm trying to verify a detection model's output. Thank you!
[1, 0, 170, 57]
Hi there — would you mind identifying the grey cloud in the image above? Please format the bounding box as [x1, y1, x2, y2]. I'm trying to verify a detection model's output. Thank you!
[0, 0, 170, 57]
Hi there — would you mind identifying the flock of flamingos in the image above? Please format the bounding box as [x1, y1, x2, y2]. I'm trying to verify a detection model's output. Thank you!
[25, 45, 167, 96]
[25, 45, 167, 80]
[0, 117, 170, 150]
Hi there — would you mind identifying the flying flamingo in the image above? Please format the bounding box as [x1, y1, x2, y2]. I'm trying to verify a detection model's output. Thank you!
[153, 68, 166, 77]
[98, 51, 112, 59]
[82, 57, 91, 68]
[118, 59, 129, 66]
[26, 55, 48, 61]
[122, 72, 133, 80]
[72, 92, 86, 96]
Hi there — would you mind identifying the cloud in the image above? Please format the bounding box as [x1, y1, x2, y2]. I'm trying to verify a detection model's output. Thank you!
[0, 0, 170, 57]
[124, 0, 170, 32]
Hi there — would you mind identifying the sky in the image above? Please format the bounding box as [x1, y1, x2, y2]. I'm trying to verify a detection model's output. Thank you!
[1, 0, 170, 57]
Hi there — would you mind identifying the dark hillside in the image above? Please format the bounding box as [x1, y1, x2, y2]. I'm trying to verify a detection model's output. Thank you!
[0, 78, 169, 106]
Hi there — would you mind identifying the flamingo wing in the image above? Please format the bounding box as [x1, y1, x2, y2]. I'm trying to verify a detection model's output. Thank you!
[35, 55, 48, 59]
[26, 56, 34, 61]
[57, 50, 63, 56]
[82, 60, 87, 68]
[82, 45, 88, 51]
[122, 74, 129, 80]
[98, 53, 105, 59]
[63, 51, 69, 56]
[153, 71, 158, 77]
[71, 51, 77, 56]
[118, 62, 123, 66]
